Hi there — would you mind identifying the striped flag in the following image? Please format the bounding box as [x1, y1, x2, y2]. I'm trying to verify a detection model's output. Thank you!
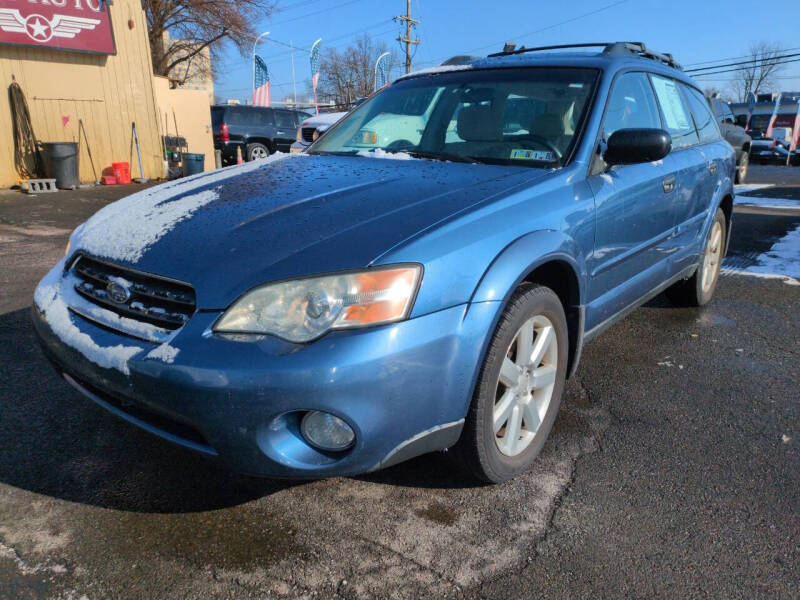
[765, 92, 782, 139]
[788, 99, 800, 165]
[253, 56, 271, 107]
[374, 52, 390, 91]
[310, 38, 322, 114]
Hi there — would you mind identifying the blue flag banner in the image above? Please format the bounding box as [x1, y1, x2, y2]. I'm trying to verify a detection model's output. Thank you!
[310, 38, 322, 114]
[374, 52, 390, 91]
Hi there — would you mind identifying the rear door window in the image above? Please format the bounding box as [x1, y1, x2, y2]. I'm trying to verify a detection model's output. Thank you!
[603, 72, 662, 138]
[274, 110, 297, 129]
[649, 74, 699, 149]
[682, 85, 721, 143]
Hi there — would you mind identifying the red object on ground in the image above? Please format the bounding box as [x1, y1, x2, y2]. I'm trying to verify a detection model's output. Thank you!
[102, 175, 117, 185]
[112, 162, 131, 184]
[236, 146, 243, 165]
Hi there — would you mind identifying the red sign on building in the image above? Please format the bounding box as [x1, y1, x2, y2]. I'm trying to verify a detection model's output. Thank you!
[0, 0, 116, 55]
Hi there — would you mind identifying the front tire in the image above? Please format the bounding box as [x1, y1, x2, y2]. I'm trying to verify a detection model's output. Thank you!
[666, 207, 726, 307]
[453, 284, 568, 483]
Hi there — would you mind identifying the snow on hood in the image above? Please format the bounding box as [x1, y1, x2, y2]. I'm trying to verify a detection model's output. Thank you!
[356, 148, 417, 160]
[72, 153, 303, 264]
[34, 260, 144, 374]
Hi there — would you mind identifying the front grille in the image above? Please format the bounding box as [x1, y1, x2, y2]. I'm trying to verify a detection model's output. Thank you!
[71, 255, 196, 331]
[301, 127, 315, 143]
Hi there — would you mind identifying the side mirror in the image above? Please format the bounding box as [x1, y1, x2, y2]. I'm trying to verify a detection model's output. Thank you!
[604, 128, 672, 165]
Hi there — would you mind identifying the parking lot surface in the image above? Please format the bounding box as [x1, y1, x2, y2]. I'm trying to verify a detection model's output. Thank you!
[0, 168, 797, 599]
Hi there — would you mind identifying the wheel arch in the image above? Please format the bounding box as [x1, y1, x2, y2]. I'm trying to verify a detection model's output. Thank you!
[719, 193, 733, 256]
[470, 230, 588, 379]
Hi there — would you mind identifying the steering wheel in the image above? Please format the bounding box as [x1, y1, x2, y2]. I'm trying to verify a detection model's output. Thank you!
[386, 139, 415, 151]
[521, 134, 562, 160]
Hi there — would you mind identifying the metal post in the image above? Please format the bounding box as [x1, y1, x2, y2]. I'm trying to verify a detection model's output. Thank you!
[290, 39, 297, 106]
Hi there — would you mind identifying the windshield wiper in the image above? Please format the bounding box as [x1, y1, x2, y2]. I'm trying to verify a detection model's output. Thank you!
[404, 150, 479, 164]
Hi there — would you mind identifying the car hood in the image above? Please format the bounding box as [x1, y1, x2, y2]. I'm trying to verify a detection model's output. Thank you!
[70, 154, 544, 308]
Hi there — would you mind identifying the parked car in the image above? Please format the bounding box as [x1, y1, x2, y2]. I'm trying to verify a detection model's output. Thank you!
[708, 98, 751, 182]
[291, 99, 369, 153]
[211, 105, 312, 164]
[748, 127, 793, 164]
[290, 111, 347, 153]
[33, 42, 734, 483]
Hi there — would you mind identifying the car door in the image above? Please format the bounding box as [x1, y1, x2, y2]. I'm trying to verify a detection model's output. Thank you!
[585, 71, 680, 327]
[673, 83, 727, 272]
[273, 110, 298, 152]
[647, 74, 706, 278]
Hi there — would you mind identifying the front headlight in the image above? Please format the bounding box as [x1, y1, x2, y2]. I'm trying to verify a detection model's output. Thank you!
[213, 265, 422, 343]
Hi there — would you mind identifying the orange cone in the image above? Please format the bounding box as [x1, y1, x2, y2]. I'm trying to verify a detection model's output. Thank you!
[236, 146, 244, 165]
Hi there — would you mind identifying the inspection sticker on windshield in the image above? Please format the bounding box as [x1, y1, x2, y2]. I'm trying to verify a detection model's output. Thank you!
[510, 149, 553, 161]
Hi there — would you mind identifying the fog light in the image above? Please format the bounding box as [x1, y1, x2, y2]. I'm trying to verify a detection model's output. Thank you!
[300, 411, 355, 452]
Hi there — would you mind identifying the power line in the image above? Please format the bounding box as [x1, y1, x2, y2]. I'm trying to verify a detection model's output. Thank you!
[692, 56, 800, 78]
[684, 46, 800, 67]
[412, 0, 629, 68]
[686, 52, 800, 73]
[267, 0, 366, 27]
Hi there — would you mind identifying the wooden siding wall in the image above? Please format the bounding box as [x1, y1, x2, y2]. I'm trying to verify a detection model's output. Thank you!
[0, 0, 162, 187]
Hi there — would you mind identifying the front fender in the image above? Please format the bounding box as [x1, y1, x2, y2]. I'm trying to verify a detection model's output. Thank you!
[470, 230, 588, 306]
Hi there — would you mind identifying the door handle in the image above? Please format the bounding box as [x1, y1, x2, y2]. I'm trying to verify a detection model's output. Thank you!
[662, 175, 676, 193]
[708, 161, 717, 175]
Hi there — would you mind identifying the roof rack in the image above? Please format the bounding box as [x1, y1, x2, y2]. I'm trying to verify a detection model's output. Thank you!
[488, 41, 682, 70]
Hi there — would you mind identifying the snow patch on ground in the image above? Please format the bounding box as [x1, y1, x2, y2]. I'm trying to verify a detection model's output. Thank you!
[146, 343, 180, 364]
[72, 153, 300, 264]
[734, 183, 774, 192]
[33, 262, 144, 374]
[357, 148, 416, 160]
[743, 223, 800, 280]
[733, 195, 800, 209]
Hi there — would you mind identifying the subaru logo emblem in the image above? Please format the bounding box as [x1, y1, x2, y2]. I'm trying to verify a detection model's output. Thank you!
[106, 280, 131, 304]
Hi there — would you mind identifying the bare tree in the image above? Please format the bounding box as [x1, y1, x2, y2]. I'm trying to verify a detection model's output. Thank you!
[729, 42, 785, 101]
[315, 35, 396, 107]
[144, 1, 275, 84]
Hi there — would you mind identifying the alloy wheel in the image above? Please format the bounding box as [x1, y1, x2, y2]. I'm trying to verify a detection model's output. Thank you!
[493, 315, 558, 457]
[702, 220, 723, 293]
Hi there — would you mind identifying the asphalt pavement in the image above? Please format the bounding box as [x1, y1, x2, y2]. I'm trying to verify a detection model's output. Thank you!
[0, 167, 797, 599]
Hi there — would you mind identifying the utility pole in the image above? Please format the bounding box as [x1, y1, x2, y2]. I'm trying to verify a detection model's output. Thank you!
[395, 0, 419, 74]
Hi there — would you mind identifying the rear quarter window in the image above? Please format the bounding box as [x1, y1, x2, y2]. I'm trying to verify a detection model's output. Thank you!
[682, 85, 721, 144]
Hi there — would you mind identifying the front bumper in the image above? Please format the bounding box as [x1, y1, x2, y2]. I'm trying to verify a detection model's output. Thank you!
[32, 262, 498, 478]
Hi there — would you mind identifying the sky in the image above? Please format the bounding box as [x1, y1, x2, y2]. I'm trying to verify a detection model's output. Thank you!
[213, 0, 800, 104]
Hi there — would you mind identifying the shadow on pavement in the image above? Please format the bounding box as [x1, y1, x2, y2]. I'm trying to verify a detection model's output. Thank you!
[0, 307, 298, 513]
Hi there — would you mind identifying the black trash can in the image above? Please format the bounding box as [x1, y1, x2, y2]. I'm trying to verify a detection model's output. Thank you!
[182, 153, 205, 177]
[41, 142, 80, 189]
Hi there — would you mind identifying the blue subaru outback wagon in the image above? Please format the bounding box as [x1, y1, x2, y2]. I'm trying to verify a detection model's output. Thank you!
[33, 42, 734, 482]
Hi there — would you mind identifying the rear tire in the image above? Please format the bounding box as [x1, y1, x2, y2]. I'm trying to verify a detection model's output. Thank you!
[735, 151, 748, 184]
[666, 207, 726, 307]
[247, 143, 270, 161]
[453, 283, 568, 483]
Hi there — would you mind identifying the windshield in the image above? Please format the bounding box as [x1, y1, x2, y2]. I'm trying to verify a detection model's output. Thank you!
[309, 67, 599, 167]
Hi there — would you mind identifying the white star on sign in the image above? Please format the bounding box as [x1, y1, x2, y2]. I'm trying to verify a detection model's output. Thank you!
[27, 17, 49, 39]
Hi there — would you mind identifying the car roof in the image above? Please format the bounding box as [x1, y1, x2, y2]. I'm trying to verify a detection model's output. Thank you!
[399, 43, 697, 89]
